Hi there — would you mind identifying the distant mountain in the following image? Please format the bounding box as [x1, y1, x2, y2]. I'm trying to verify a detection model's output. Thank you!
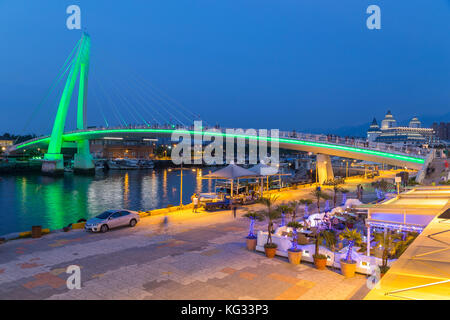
[304, 111, 450, 138]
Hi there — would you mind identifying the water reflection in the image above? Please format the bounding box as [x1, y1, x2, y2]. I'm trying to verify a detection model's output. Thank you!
[0, 169, 211, 235]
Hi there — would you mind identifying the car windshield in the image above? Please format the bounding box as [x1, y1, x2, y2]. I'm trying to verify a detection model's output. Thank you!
[96, 211, 115, 219]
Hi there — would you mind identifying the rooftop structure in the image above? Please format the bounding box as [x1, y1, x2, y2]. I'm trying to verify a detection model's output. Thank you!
[367, 111, 436, 146]
[362, 186, 450, 300]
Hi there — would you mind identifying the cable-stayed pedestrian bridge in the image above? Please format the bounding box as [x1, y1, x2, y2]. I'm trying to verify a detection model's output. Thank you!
[9, 125, 429, 172]
[9, 32, 432, 181]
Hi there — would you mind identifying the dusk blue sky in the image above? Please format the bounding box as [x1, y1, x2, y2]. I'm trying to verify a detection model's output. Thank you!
[0, 1, 449, 135]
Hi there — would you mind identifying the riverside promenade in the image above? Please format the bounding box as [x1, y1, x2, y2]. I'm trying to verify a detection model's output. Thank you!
[0, 174, 398, 300]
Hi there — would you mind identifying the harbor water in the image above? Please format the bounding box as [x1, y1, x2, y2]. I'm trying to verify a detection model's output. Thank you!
[0, 168, 216, 235]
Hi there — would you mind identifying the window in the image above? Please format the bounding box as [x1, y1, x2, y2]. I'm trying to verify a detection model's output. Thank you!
[111, 212, 121, 218]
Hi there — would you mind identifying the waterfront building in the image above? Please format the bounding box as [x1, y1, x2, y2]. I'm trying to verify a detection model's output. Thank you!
[367, 118, 382, 142]
[367, 111, 436, 146]
[0, 138, 14, 152]
[89, 138, 156, 159]
[432, 122, 450, 141]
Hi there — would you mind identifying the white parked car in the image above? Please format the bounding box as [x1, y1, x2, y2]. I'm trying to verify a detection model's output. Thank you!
[85, 210, 140, 233]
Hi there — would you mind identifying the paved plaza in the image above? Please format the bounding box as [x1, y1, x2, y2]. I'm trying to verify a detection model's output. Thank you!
[0, 200, 371, 300]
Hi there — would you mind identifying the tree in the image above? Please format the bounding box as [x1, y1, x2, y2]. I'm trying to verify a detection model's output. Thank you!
[310, 189, 331, 213]
[257, 195, 281, 246]
[298, 199, 313, 219]
[242, 211, 264, 239]
[371, 179, 395, 194]
[339, 228, 362, 263]
[324, 178, 347, 207]
[276, 203, 292, 226]
[286, 221, 303, 251]
[321, 229, 337, 252]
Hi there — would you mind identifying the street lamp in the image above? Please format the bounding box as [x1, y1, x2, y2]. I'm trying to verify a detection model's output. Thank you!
[170, 163, 191, 208]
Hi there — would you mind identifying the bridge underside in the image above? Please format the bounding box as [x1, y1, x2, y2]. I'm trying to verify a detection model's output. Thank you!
[9, 129, 426, 178]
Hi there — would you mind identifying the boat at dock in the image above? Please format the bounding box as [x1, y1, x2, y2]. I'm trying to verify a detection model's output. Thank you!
[106, 158, 154, 170]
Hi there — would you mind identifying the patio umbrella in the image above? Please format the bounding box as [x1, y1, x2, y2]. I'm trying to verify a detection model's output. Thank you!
[203, 163, 258, 196]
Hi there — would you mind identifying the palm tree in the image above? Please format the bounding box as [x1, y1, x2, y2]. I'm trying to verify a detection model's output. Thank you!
[286, 221, 302, 251]
[243, 211, 264, 239]
[321, 229, 337, 252]
[257, 195, 281, 246]
[371, 179, 395, 195]
[297, 199, 313, 219]
[277, 203, 292, 227]
[339, 228, 362, 263]
[310, 189, 331, 213]
[324, 178, 347, 207]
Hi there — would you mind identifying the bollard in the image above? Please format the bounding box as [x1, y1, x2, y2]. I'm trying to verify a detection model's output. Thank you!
[31, 226, 42, 238]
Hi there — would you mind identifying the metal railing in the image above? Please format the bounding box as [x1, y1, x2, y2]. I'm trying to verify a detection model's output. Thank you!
[9, 125, 430, 159]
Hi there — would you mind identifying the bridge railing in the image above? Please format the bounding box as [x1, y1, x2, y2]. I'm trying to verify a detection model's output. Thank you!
[277, 131, 429, 158]
[10, 125, 430, 159]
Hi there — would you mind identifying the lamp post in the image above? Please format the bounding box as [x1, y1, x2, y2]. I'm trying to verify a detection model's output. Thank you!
[169, 163, 191, 208]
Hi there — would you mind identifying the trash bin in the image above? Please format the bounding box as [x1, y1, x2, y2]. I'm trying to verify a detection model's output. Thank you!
[31, 226, 42, 238]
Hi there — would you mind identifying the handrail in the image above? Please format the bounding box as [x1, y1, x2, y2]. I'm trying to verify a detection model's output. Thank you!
[9, 125, 430, 159]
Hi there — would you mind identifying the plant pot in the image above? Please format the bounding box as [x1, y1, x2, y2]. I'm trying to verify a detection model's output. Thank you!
[313, 256, 327, 270]
[340, 259, 356, 278]
[264, 247, 277, 258]
[288, 250, 302, 265]
[246, 237, 257, 251]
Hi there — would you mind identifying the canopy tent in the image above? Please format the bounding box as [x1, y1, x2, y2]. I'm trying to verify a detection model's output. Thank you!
[248, 163, 279, 176]
[248, 163, 291, 192]
[203, 163, 258, 180]
[203, 163, 258, 196]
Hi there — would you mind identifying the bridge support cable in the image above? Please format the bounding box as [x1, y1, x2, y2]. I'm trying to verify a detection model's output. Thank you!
[125, 73, 193, 126]
[92, 49, 199, 127]
[19, 40, 81, 141]
[129, 71, 201, 125]
[89, 86, 110, 127]
[116, 76, 169, 126]
[108, 78, 152, 127]
[92, 74, 128, 127]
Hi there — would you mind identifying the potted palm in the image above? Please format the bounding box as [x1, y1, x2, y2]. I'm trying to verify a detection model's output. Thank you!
[286, 221, 303, 265]
[322, 229, 337, 252]
[258, 195, 281, 258]
[242, 211, 264, 251]
[277, 203, 291, 227]
[339, 228, 362, 278]
[313, 230, 328, 269]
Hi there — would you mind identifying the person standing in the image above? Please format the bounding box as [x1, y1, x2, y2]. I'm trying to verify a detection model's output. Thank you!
[192, 193, 199, 213]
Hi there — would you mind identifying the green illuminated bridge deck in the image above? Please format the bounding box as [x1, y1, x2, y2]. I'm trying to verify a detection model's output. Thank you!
[9, 127, 428, 170]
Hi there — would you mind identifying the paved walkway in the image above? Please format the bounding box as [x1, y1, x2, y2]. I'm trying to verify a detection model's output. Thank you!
[0, 174, 401, 300]
[0, 203, 373, 300]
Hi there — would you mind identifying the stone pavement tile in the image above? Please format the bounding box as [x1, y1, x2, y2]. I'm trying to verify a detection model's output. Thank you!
[17, 262, 43, 269]
[22, 272, 66, 289]
[239, 272, 258, 280]
[295, 279, 315, 289]
[200, 249, 221, 256]
[220, 267, 237, 275]
[275, 285, 310, 300]
[267, 273, 300, 285]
